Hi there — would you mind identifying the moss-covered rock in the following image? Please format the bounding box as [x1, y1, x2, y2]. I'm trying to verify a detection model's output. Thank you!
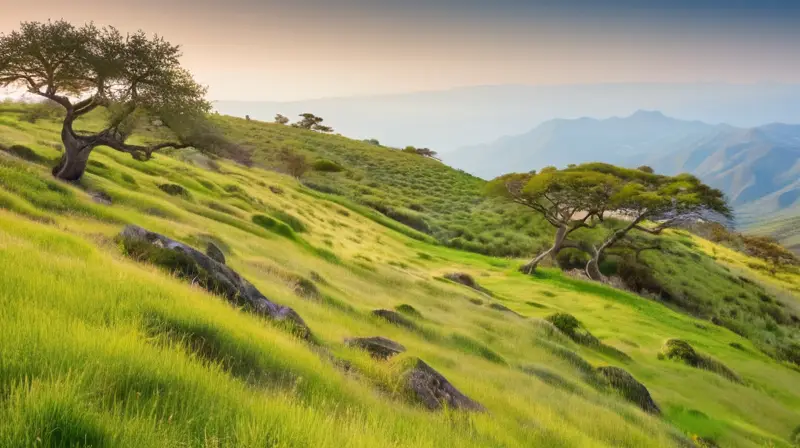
[372, 309, 417, 330]
[158, 183, 190, 198]
[345, 336, 406, 360]
[545, 313, 599, 346]
[397, 357, 484, 412]
[395, 304, 421, 317]
[660, 339, 742, 383]
[596, 366, 660, 414]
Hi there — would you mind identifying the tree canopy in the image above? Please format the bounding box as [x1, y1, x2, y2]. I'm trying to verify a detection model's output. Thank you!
[487, 163, 732, 277]
[0, 20, 224, 180]
[291, 113, 333, 133]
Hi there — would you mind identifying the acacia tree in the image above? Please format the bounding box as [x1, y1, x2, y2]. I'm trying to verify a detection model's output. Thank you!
[582, 165, 731, 280]
[0, 21, 214, 180]
[274, 114, 290, 125]
[486, 167, 618, 274]
[292, 113, 333, 132]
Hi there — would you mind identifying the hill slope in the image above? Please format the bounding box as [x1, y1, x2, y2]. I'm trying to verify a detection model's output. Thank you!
[446, 112, 800, 246]
[0, 105, 799, 447]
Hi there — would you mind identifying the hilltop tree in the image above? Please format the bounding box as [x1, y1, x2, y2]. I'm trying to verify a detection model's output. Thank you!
[274, 114, 289, 125]
[486, 167, 618, 273]
[0, 21, 221, 181]
[580, 164, 731, 280]
[292, 113, 333, 132]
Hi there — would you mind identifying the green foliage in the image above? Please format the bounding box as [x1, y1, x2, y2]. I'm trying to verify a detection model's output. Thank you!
[158, 183, 191, 198]
[265, 207, 307, 233]
[311, 159, 345, 173]
[251, 214, 297, 240]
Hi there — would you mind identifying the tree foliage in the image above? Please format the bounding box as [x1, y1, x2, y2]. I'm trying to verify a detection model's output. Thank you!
[274, 114, 290, 125]
[291, 113, 333, 132]
[279, 149, 308, 179]
[0, 20, 227, 180]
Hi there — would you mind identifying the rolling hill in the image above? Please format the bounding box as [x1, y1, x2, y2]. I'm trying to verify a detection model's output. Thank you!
[446, 111, 800, 249]
[1, 103, 799, 447]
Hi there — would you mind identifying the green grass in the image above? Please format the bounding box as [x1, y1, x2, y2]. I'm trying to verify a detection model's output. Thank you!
[0, 102, 799, 447]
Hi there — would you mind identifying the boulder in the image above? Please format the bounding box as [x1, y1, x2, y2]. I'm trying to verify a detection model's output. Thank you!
[206, 242, 226, 265]
[659, 339, 741, 383]
[372, 309, 416, 330]
[596, 366, 660, 415]
[444, 272, 491, 295]
[345, 336, 406, 360]
[403, 358, 484, 411]
[395, 304, 421, 317]
[119, 225, 310, 339]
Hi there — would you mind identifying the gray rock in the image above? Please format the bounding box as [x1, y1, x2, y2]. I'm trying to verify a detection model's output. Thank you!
[345, 336, 406, 360]
[206, 242, 226, 265]
[372, 309, 416, 330]
[404, 358, 484, 411]
[444, 272, 492, 295]
[119, 225, 310, 339]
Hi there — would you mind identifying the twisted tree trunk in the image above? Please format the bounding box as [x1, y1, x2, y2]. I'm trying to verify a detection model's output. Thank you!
[585, 215, 647, 281]
[520, 225, 568, 274]
[52, 119, 96, 181]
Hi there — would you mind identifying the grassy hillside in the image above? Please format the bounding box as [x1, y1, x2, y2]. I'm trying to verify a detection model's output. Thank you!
[1, 104, 800, 447]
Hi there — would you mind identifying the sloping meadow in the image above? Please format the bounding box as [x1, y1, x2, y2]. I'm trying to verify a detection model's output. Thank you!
[0, 104, 799, 447]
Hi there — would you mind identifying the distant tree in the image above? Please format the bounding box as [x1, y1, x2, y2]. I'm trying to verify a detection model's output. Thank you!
[0, 21, 222, 180]
[486, 168, 618, 273]
[741, 235, 798, 275]
[363, 138, 381, 146]
[245, 115, 251, 121]
[579, 164, 731, 280]
[292, 113, 333, 132]
[274, 114, 290, 125]
[403, 145, 417, 154]
[279, 149, 308, 179]
[414, 147, 440, 160]
[637, 165, 655, 174]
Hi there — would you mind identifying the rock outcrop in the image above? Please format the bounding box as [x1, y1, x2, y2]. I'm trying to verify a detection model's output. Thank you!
[119, 225, 310, 339]
[345, 336, 406, 360]
[403, 358, 484, 411]
[206, 242, 226, 264]
[444, 272, 492, 295]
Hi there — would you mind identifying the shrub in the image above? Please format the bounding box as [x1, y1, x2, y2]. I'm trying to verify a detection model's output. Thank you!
[545, 313, 599, 346]
[158, 183, 191, 198]
[1, 144, 47, 164]
[266, 207, 307, 232]
[311, 159, 344, 172]
[251, 214, 296, 240]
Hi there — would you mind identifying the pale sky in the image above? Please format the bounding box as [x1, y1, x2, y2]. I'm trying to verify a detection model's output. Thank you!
[2, 0, 800, 101]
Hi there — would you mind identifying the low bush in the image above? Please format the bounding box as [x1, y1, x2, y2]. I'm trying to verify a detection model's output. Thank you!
[312, 159, 345, 172]
[251, 214, 297, 240]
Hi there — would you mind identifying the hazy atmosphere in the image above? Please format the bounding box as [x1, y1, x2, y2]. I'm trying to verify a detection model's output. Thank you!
[1, 2, 800, 447]
[3, 0, 800, 100]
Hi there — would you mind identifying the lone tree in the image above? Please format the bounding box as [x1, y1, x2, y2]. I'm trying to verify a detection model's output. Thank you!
[292, 113, 333, 132]
[579, 164, 731, 280]
[274, 114, 290, 125]
[0, 21, 218, 180]
[486, 167, 618, 274]
[278, 149, 308, 179]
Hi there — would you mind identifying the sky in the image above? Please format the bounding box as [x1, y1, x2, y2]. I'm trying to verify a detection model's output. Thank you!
[2, 0, 800, 101]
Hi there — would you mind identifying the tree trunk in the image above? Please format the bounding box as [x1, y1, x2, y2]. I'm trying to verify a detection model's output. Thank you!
[585, 216, 646, 281]
[52, 122, 94, 181]
[520, 224, 568, 274]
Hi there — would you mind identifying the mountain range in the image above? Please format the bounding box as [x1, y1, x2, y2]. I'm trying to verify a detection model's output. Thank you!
[214, 83, 800, 152]
[444, 111, 800, 238]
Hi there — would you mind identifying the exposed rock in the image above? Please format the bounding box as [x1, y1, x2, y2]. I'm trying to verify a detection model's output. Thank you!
[403, 358, 485, 411]
[596, 366, 660, 414]
[119, 225, 310, 339]
[90, 190, 112, 205]
[444, 272, 491, 295]
[269, 185, 284, 195]
[372, 309, 416, 330]
[345, 336, 406, 360]
[206, 242, 226, 264]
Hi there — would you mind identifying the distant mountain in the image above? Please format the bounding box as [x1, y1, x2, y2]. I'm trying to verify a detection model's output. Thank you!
[445, 111, 800, 236]
[214, 83, 800, 152]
